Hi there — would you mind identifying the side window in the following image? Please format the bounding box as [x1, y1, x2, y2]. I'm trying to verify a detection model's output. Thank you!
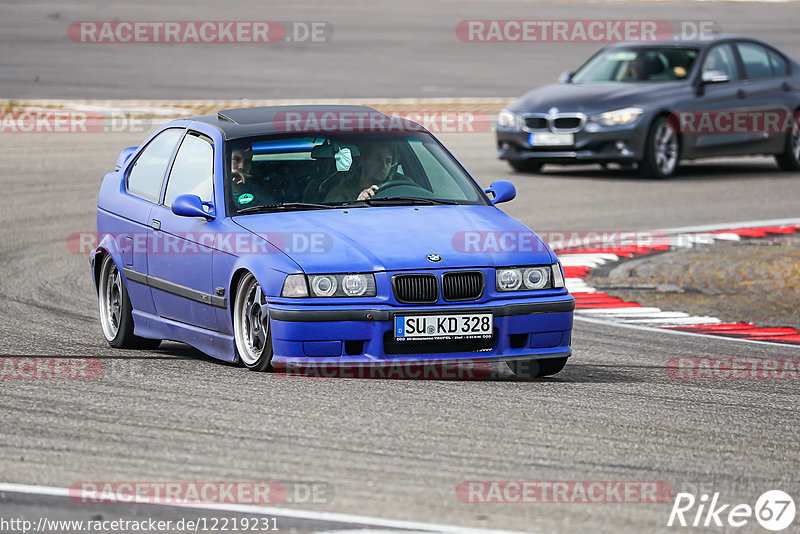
[768, 50, 788, 77]
[702, 44, 739, 81]
[164, 133, 214, 208]
[737, 43, 774, 79]
[126, 129, 183, 203]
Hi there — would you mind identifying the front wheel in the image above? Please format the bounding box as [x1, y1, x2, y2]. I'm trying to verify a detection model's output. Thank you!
[639, 116, 680, 179]
[775, 111, 800, 172]
[233, 273, 274, 371]
[97, 255, 161, 349]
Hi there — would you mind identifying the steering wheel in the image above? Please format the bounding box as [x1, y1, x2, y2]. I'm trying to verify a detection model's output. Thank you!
[373, 178, 435, 199]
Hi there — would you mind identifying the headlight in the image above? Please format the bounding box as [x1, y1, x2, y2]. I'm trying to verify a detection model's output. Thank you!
[498, 109, 519, 129]
[281, 274, 309, 298]
[592, 107, 643, 127]
[551, 263, 565, 289]
[496, 265, 562, 292]
[306, 273, 377, 298]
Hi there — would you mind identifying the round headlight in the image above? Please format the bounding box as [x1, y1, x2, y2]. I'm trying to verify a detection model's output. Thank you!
[523, 267, 549, 290]
[311, 275, 337, 297]
[342, 274, 367, 296]
[498, 109, 518, 129]
[497, 269, 521, 291]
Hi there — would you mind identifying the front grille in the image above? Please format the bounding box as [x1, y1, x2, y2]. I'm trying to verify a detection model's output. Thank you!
[393, 274, 438, 304]
[524, 117, 548, 130]
[553, 117, 581, 130]
[442, 271, 483, 301]
[383, 331, 495, 355]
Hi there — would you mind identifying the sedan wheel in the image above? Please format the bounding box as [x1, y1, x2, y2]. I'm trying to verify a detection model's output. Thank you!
[98, 255, 160, 349]
[640, 116, 680, 179]
[776, 111, 800, 172]
[233, 273, 273, 371]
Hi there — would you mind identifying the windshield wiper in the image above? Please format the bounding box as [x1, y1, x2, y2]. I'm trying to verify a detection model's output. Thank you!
[341, 197, 459, 206]
[236, 202, 336, 214]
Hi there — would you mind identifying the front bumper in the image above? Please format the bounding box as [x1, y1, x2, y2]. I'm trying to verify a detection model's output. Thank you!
[496, 124, 647, 164]
[267, 296, 574, 365]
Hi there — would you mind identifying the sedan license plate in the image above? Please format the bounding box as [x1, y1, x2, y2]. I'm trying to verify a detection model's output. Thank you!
[529, 132, 574, 146]
[394, 313, 493, 341]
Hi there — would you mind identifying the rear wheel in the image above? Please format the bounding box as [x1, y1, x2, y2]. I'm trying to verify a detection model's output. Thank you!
[639, 116, 680, 179]
[98, 255, 161, 349]
[233, 273, 273, 371]
[509, 357, 568, 379]
[775, 111, 800, 172]
[508, 160, 543, 173]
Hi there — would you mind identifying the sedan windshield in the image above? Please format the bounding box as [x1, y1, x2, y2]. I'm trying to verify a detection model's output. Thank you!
[227, 132, 489, 214]
[571, 47, 699, 83]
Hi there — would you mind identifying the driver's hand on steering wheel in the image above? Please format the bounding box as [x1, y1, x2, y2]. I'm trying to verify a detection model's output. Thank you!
[356, 184, 379, 201]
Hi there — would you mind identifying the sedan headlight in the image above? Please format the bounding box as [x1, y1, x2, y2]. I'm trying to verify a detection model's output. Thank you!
[592, 107, 643, 127]
[496, 264, 564, 292]
[498, 108, 519, 129]
[282, 273, 377, 298]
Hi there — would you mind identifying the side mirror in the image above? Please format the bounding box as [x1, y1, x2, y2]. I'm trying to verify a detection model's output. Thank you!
[701, 70, 729, 84]
[172, 194, 214, 220]
[558, 71, 574, 84]
[484, 179, 516, 205]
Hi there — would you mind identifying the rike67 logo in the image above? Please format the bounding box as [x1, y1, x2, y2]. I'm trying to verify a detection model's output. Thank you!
[668, 490, 795, 531]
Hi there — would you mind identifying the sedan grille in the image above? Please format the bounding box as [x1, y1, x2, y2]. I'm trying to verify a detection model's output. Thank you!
[442, 271, 484, 301]
[524, 117, 548, 130]
[393, 274, 438, 304]
[553, 117, 582, 130]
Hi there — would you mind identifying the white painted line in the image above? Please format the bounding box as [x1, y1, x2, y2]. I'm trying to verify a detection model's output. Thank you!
[576, 307, 662, 315]
[655, 218, 800, 235]
[619, 312, 691, 321]
[0, 483, 528, 534]
[575, 316, 799, 349]
[622, 317, 723, 326]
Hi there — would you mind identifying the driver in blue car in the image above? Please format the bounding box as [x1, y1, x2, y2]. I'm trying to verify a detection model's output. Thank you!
[326, 142, 396, 202]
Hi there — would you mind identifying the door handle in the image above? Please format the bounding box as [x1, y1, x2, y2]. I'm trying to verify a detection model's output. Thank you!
[150, 219, 161, 230]
[736, 89, 746, 99]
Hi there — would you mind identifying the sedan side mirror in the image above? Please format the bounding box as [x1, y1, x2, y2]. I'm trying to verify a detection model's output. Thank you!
[701, 70, 730, 84]
[558, 71, 574, 84]
[484, 180, 516, 205]
[172, 194, 214, 220]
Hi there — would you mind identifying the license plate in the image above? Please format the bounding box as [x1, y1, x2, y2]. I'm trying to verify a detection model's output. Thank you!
[394, 313, 493, 341]
[529, 132, 574, 146]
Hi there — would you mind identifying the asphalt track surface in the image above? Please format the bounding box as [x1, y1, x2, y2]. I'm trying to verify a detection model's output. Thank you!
[2, 1, 800, 533]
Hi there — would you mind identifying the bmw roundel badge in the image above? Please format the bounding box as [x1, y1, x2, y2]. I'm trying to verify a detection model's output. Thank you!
[426, 253, 442, 262]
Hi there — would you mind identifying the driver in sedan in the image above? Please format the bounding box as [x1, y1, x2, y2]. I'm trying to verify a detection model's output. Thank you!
[325, 142, 396, 202]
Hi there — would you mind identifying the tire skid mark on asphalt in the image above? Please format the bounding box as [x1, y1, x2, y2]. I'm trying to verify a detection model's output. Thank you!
[553, 220, 800, 346]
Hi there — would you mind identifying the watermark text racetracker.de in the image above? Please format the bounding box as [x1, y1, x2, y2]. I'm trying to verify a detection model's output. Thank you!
[457, 20, 720, 42]
[69, 481, 332, 505]
[272, 109, 493, 134]
[0, 516, 279, 533]
[69, 231, 333, 256]
[0, 110, 160, 134]
[456, 480, 675, 503]
[667, 356, 800, 380]
[68, 20, 333, 43]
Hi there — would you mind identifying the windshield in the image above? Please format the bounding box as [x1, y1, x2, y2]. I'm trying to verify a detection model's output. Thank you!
[571, 47, 699, 83]
[226, 132, 489, 214]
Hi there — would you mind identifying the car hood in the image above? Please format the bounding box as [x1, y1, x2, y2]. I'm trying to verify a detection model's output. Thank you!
[509, 82, 688, 115]
[233, 205, 556, 273]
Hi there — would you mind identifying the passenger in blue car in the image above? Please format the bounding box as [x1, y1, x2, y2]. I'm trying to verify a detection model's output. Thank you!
[325, 142, 396, 202]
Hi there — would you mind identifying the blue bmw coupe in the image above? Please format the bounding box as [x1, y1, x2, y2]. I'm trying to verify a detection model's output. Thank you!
[92, 106, 574, 378]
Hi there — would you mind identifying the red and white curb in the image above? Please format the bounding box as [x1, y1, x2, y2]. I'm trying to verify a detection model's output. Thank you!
[554, 219, 800, 347]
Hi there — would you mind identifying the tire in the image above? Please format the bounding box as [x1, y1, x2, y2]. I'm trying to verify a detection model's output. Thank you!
[508, 160, 543, 173]
[639, 116, 680, 179]
[775, 111, 800, 172]
[98, 255, 161, 350]
[233, 272, 273, 371]
[509, 357, 568, 379]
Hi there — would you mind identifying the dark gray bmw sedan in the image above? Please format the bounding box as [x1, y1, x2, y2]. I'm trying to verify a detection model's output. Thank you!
[496, 36, 800, 178]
